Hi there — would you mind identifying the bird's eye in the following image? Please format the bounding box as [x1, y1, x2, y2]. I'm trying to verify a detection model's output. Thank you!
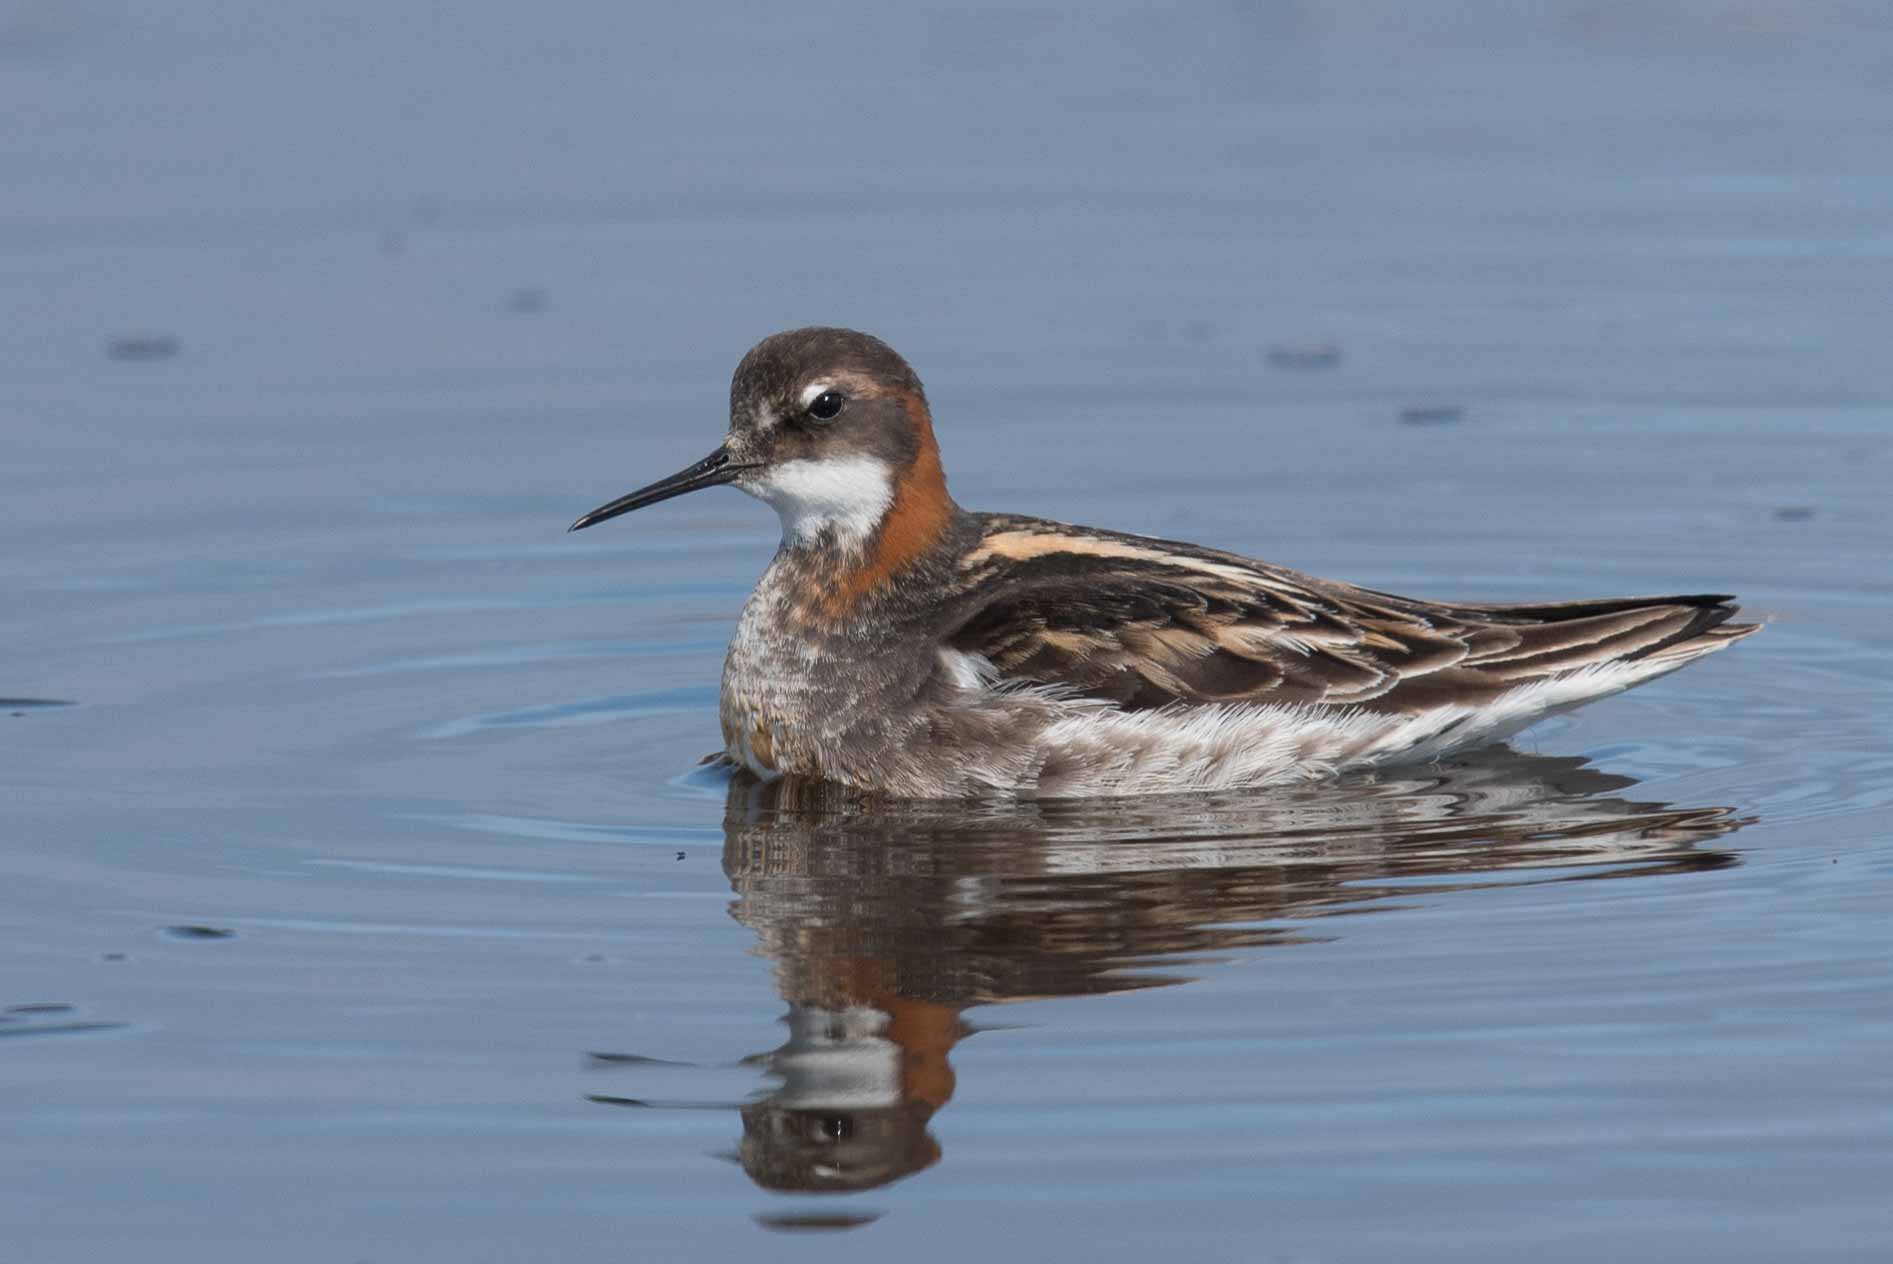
[806, 391, 846, 422]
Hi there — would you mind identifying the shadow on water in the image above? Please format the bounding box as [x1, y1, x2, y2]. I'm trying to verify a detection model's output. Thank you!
[589, 747, 1748, 1218]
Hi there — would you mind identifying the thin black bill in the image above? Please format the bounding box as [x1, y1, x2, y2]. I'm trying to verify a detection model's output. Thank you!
[567, 445, 753, 532]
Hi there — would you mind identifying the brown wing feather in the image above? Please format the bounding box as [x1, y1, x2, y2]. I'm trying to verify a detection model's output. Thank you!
[947, 519, 1758, 713]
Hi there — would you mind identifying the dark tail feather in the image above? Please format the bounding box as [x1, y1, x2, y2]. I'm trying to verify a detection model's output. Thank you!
[1476, 594, 1756, 666]
[1469, 592, 1737, 621]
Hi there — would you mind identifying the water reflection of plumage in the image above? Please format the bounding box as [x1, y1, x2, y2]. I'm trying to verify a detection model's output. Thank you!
[706, 751, 1746, 1194]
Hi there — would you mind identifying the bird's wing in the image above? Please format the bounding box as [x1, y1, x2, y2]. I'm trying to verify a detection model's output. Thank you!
[945, 520, 1755, 711]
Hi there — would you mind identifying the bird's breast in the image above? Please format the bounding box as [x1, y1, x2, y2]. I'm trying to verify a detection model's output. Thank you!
[720, 561, 844, 778]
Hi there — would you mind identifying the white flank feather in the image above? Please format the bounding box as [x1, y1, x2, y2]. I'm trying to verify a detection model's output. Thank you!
[1011, 657, 1693, 797]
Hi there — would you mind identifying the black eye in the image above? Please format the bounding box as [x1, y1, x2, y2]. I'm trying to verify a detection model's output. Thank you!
[806, 391, 845, 422]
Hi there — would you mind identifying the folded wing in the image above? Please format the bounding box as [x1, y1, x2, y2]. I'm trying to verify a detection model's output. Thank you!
[946, 520, 1758, 713]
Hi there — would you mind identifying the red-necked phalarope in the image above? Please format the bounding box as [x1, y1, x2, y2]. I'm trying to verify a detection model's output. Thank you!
[570, 327, 1760, 798]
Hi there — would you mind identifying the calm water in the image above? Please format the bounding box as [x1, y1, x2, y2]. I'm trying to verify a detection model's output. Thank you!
[5, 2, 1892, 1259]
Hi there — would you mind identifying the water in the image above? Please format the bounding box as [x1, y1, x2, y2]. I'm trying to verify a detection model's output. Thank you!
[4, 2, 1892, 1259]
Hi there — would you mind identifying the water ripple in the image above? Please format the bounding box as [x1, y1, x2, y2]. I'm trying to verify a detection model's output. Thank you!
[418, 685, 717, 738]
[315, 639, 721, 679]
[99, 586, 741, 645]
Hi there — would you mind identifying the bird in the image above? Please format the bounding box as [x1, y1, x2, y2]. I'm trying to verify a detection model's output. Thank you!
[569, 327, 1759, 798]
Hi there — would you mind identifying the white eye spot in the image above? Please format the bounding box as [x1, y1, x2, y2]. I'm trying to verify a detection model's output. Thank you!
[798, 381, 836, 409]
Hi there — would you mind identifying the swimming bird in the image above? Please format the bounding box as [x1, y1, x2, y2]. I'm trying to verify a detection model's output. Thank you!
[569, 327, 1759, 798]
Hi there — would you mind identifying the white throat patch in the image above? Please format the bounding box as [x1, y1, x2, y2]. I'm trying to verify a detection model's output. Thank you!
[747, 456, 894, 545]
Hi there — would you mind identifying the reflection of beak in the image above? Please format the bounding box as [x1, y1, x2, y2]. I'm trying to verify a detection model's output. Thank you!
[567, 444, 755, 532]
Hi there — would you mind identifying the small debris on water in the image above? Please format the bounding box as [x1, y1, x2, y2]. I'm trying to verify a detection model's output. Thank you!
[1772, 506, 1816, 522]
[586, 1051, 698, 1068]
[1266, 342, 1342, 370]
[106, 335, 180, 362]
[506, 287, 548, 314]
[1399, 405, 1464, 425]
[753, 1211, 885, 1233]
[160, 925, 236, 941]
[0, 1003, 128, 1040]
[3, 698, 75, 717]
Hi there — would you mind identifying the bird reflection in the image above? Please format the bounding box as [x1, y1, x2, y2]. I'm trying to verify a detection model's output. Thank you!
[594, 749, 1747, 1201]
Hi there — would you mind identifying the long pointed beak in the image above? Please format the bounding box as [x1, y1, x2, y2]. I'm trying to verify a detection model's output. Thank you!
[567, 445, 754, 532]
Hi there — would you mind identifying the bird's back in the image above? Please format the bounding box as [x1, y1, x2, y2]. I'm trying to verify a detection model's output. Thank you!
[942, 512, 1758, 717]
